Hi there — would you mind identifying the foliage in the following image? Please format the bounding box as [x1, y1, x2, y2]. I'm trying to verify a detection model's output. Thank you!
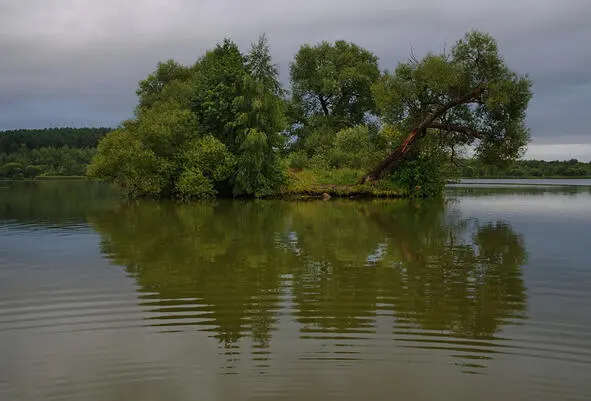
[0, 146, 96, 179]
[136, 59, 194, 110]
[390, 156, 446, 198]
[372, 30, 533, 168]
[326, 125, 395, 169]
[233, 129, 286, 196]
[88, 102, 236, 199]
[89, 35, 286, 199]
[288, 40, 380, 154]
[290, 40, 380, 126]
[0, 127, 110, 153]
[456, 158, 591, 178]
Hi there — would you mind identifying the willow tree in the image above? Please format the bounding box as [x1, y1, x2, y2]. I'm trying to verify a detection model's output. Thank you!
[361, 30, 533, 183]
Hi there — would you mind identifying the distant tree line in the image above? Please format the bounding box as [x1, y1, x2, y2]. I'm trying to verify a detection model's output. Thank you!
[456, 158, 591, 178]
[0, 127, 110, 152]
[0, 127, 109, 179]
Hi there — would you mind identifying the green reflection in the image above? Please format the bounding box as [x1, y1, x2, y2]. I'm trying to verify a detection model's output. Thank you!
[0, 180, 119, 227]
[91, 200, 291, 348]
[89, 198, 528, 371]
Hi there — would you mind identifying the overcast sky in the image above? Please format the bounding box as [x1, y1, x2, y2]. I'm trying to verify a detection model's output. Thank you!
[1, 0, 590, 160]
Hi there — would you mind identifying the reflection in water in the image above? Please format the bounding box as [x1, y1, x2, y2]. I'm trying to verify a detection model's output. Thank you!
[0, 181, 119, 229]
[90, 199, 528, 373]
[447, 184, 589, 197]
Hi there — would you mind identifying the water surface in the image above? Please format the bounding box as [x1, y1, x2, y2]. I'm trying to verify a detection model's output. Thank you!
[1, 181, 590, 400]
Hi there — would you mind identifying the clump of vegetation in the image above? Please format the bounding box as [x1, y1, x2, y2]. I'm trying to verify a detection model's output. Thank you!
[84, 30, 533, 199]
[88, 36, 287, 199]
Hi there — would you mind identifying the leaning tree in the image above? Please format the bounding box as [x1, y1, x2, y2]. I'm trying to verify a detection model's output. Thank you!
[361, 30, 533, 183]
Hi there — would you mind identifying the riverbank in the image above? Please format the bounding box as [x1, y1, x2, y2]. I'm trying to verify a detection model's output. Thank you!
[269, 169, 406, 200]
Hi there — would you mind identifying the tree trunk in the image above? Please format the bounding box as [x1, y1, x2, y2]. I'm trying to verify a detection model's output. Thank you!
[359, 87, 485, 184]
[319, 96, 330, 116]
[359, 128, 424, 183]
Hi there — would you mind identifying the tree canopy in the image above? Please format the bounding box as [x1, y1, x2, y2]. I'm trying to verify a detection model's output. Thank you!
[290, 40, 380, 126]
[85, 30, 533, 199]
[288, 40, 381, 153]
[88, 35, 287, 199]
[364, 30, 533, 182]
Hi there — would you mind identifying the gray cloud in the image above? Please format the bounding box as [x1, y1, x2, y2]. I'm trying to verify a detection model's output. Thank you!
[1, 0, 590, 157]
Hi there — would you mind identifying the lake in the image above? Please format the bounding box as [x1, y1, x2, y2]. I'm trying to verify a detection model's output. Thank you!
[1, 180, 590, 401]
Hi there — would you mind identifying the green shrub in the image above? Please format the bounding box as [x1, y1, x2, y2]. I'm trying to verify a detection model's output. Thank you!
[288, 151, 309, 170]
[175, 168, 215, 199]
[0, 162, 23, 179]
[390, 156, 445, 198]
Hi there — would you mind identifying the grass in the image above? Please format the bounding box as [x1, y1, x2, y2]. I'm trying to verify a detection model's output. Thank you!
[34, 175, 87, 181]
[270, 168, 405, 199]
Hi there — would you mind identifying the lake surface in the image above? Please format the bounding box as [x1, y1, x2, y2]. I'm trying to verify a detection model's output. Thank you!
[1, 181, 590, 401]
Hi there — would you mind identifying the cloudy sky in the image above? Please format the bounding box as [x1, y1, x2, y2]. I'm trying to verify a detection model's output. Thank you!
[1, 0, 590, 160]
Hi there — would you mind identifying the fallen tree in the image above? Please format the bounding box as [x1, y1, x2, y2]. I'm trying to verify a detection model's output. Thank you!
[361, 30, 533, 183]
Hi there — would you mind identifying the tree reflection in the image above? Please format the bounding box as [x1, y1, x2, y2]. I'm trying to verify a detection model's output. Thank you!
[90, 200, 290, 348]
[90, 198, 528, 372]
[0, 181, 118, 228]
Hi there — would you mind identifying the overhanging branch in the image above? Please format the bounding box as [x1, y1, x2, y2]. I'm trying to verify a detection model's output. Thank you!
[416, 86, 485, 131]
[428, 123, 482, 139]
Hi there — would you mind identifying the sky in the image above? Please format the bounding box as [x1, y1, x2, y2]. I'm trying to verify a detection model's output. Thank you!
[0, 0, 590, 160]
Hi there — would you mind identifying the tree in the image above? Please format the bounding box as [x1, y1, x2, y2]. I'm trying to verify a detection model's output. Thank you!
[289, 40, 380, 132]
[190, 36, 287, 196]
[362, 30, 533, 183]
[190, 39, 250, 151]
[136, 59, 194, 110]
[89, 35, 286, 199]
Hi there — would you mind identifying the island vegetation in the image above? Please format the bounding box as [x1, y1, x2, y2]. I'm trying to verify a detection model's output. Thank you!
[80, 30, 535, 199]
[3, 31, 553, 195]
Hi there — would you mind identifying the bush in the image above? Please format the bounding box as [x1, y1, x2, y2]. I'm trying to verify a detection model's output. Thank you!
[390, 155, 446, 198]
[25, 165, 45, 178]
[288, 151, 309, 170]
[0, 162, 23, 179]
[175, 168, 215, 199]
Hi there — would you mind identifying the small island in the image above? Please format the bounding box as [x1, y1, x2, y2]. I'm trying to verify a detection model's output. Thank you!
[13, 31, 537, 200]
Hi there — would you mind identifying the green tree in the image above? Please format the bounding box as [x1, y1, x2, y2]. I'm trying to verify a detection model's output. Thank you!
[89, 35, 286, 199]
[363, 30, 533, 186]
[136, 59, 194, 110]
[289, 40, 380, 144]
[189, 36, 286, 196]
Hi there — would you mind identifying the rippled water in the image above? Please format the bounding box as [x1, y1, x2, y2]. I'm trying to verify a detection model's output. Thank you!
[1, 181, 590, 401]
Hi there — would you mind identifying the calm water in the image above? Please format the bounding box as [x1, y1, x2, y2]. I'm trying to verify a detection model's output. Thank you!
[1, 181, 590, 401]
